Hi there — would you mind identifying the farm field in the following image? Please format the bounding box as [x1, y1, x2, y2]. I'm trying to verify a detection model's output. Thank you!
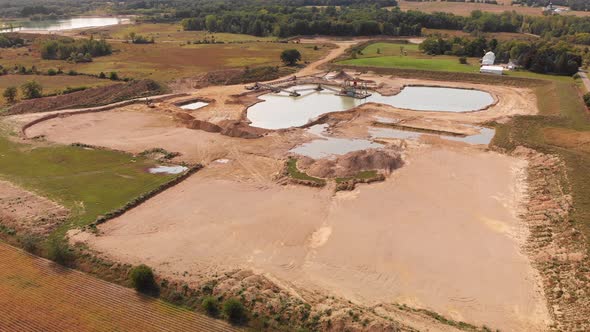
[0, 36, 330, 82]
[396, 0, 590, 17]
[86, 23, 278, 43]
[0, 74, 116, 105]
[0, 133, 176, 239]
[0, 242, 240, 332]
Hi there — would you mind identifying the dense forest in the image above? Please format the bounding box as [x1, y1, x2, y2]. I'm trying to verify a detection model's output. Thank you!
[420, 36, 582, 75]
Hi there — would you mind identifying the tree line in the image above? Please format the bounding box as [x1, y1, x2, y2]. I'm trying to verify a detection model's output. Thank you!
[40, 37, 112, 62]
[420, 35, 582, 75]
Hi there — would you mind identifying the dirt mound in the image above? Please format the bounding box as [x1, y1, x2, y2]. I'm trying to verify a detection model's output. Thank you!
[301, 149, 403, 178]
[218, 120, 269, 139]
[7, 80, 168, 115]
[186, 119, 222, 133]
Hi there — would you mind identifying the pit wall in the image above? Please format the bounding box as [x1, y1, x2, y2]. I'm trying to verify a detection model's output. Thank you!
[21, 93, 188, 137]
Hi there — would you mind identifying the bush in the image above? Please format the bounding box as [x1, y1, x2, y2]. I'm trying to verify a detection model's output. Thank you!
[47, 238, 72, 265]
[47, 68, 57, 76]
[21, 81, 43, 99]
[584, 92, 590, 108]
[201, 296, 220, 317]
[109, 72, 119, 80]
[20, 233, 38, 253]
[129, 264, 158, 294]
[98, 72, 106, 79]
[459, 56, 468, 64]
[3, 86, 17, 103]
[222, 298, 247, 325]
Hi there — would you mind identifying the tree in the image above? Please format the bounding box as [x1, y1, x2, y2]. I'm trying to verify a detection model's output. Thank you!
[222, 298, 247, 325]
[21, 81, 43, 99]
[109, 72, 119, 80]
[129, 264, 158, 294]
[280, 49, 301, 66]
[3, 86, 17, 104]
[201, 296, 219, 317]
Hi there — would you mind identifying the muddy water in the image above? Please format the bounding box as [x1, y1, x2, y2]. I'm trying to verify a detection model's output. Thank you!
[148, 165, 188, 174]
[369, 126, 496, 145]
[2, 17, 128, 32]
[248, 85, 494, 129]
[290, 124, 383, 159]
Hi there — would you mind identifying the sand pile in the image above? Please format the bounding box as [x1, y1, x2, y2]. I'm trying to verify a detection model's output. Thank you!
[299, 149, 403, 178]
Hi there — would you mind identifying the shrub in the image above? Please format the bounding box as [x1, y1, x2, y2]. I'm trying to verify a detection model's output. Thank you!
[280, 49, 301, 66]
[20, 233, 38, 253]
[584, 92, 590, 108]
[47, 238, 72, 265]
[109, 72, 119, 80]
[201, 296, 220, 317]
[459, 56, 468, 64]
[222, 298, 247, 324]
[21, 81, 43, 99]
[129, 264, 158, 294]
[98, 72, 106, 79]
[3, 86, 17, 103]
[47, 68, 57, 76]
[67, 69, 78, 76]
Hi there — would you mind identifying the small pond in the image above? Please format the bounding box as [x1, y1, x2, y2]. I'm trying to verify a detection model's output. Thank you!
[148, 165, 188, 175]
[290, 124, 383, 159]
[180, 101, 209, 110]
[247, 85, 495, 130]
[369, 126, 495, 145]
[2, 17, 128, 32]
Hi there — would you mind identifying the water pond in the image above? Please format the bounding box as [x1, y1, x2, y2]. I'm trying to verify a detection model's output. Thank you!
[290, 124, 383, 159]
[369, 126, 495, 145]
[180, 101, 209, 110]
[2, 17, 128, 32]
[248, 85, 494, 129]
[148, 165, 188, 175]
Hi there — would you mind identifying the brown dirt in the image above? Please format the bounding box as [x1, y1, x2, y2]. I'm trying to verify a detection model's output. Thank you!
[71, 147, 550, 331]
[298, 148, 403, 178]
[6, 79, 167, 115]
[0, 180, 69, 236]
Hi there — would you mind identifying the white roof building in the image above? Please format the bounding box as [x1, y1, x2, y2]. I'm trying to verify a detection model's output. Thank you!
[480, 65, 504, 75]
[482, 51, 495, 66]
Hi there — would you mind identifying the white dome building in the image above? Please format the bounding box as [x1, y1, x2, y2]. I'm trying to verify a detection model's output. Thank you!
[482, 51, 496, 66]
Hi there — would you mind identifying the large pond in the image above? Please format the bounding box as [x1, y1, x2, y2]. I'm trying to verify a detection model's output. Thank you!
[247, 85, 495, 129]
[2, 17, 128, 32]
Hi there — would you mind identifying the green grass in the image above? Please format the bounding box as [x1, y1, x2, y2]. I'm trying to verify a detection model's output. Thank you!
[0, 134, 175, 239]
[335, 170, 379, 183]
[286, 158, 325, 185]
[360, 42, 420, 57]
[338, 55, 479, 73]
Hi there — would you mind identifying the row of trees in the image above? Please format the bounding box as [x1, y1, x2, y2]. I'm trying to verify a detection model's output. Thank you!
[40, 37, 112, 62]
[0, 35, 25, 48]
[3, 81, 43, 103]
[419, 36, 582, 75]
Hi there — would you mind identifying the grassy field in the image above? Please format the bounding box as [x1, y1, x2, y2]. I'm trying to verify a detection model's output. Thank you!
[0, 74, 117, 105]
[422, 29, 539, 42]
[0, 34, 329, 82]
[0, 134, 176, 240]
[0, 242, 239, 332]
[339, 41, 577, 81]
[396, 0, 590, 17]
[86, 22, 278, 43]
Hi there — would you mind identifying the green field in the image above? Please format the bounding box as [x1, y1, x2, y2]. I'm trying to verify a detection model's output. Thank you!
[0, 134, 175, 239]
[339, 42, 578, 81]
[286, 158, 325, 185]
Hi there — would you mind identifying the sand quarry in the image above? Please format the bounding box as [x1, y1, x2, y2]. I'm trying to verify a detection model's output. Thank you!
[7, 41, 552, 331]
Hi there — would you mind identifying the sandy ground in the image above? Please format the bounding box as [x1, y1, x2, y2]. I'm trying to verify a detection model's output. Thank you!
[0, 180, 69, 235]
[72, 147, 549, 331]
[9, 36, 551, 330]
